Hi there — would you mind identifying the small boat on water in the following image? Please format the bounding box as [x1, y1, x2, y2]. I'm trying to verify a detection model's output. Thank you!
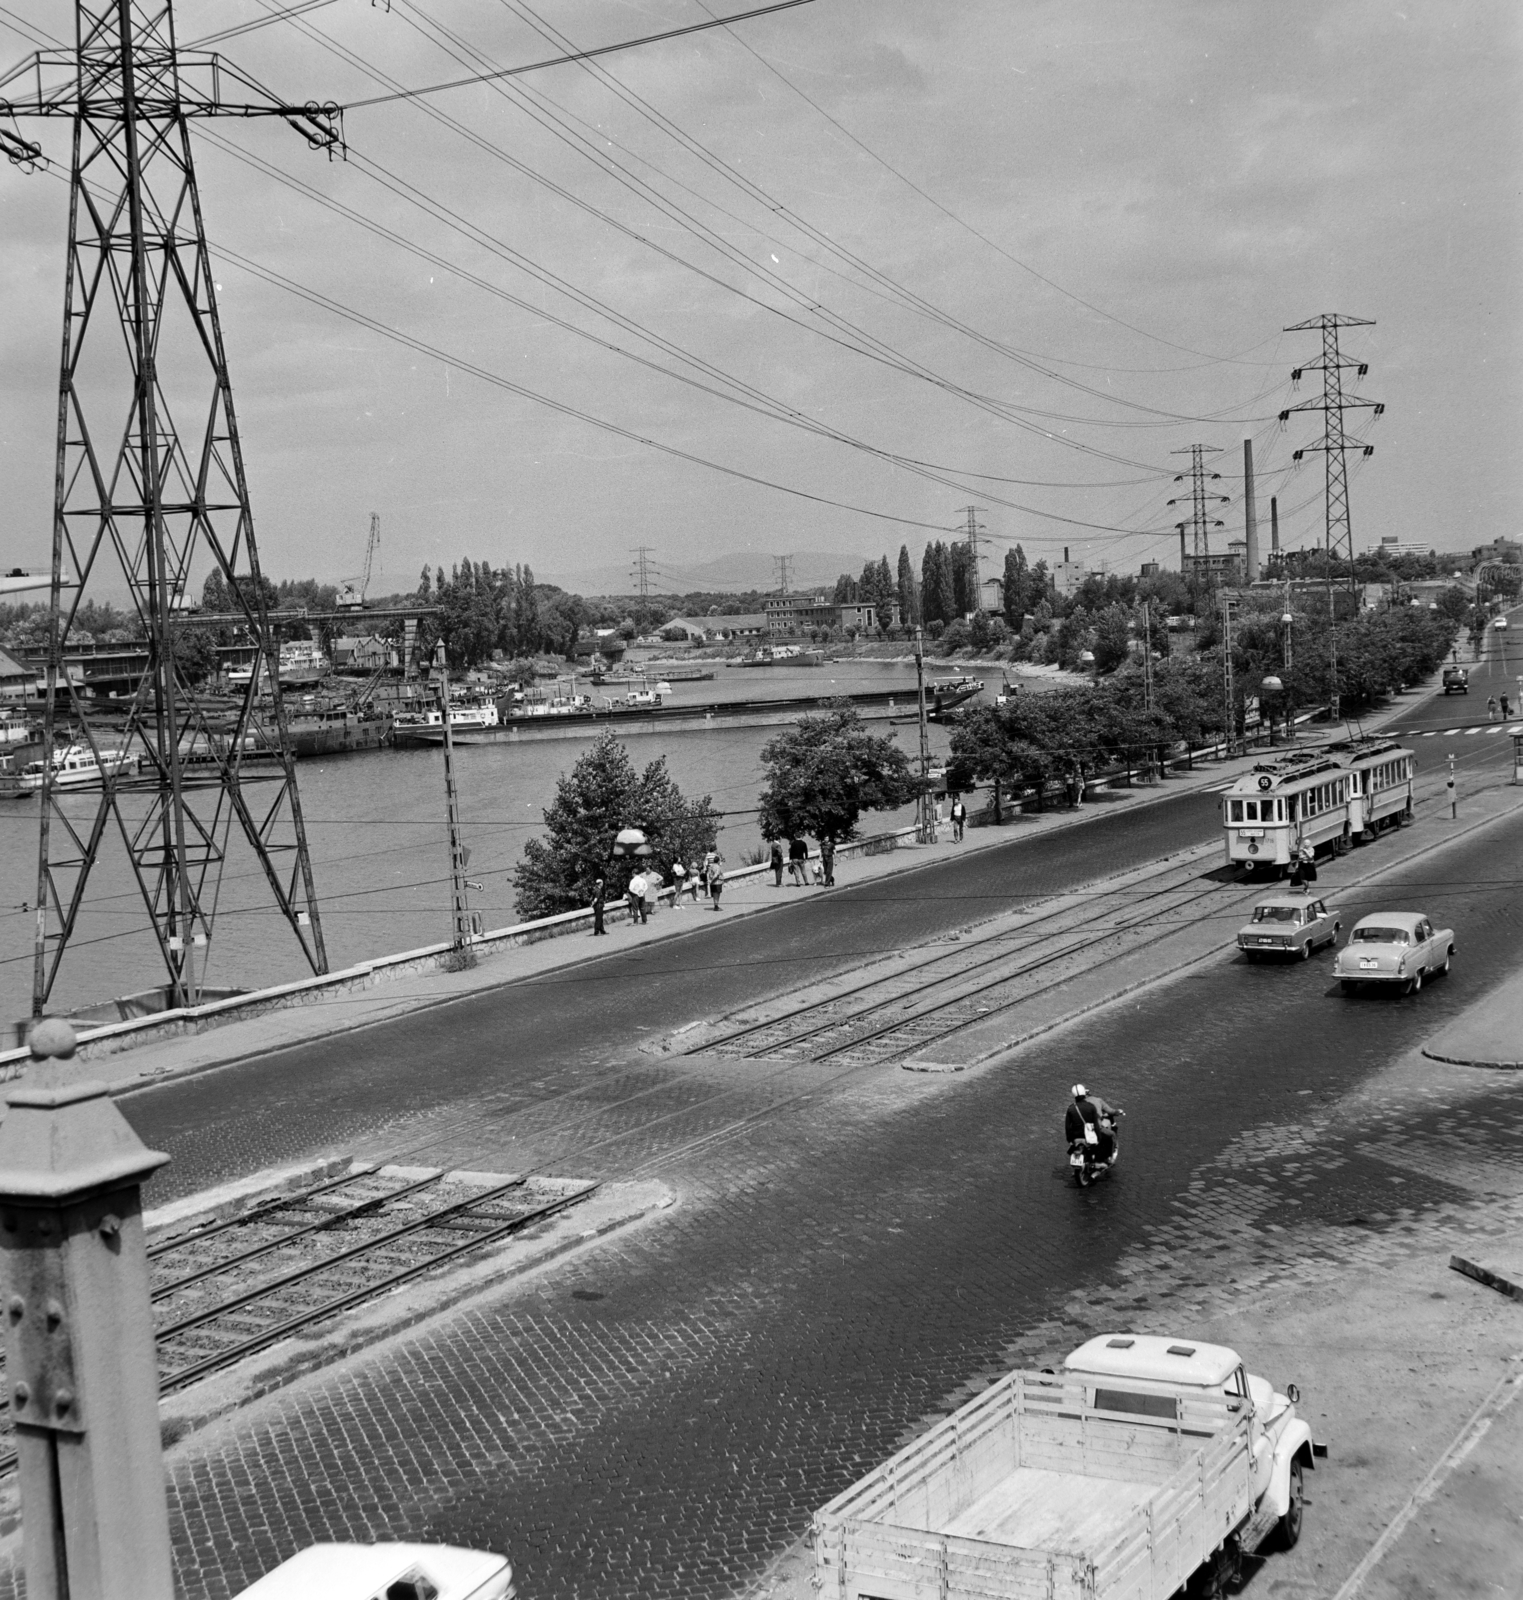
[226, 640, 331, 690]
[16, 742, 139, 793]
[728, 645, 824, 668]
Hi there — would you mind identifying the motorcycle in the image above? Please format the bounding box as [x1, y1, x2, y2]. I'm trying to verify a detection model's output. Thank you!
[1068, 1108, 1124, 1187]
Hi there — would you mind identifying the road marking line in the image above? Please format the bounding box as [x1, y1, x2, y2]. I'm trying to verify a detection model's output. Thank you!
[1444, 727, 1460, 735]
[1421, 731, 1437, 737]
[1332, 1361, 1523, 1600]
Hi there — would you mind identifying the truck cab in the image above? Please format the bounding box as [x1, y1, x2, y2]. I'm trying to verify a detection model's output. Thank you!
[1064, 1334, 1316, 1558]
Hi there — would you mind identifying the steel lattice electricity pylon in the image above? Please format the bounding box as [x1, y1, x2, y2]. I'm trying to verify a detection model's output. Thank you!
[0, 1, 342, 1016]
[1279, 313, 1384, 599]
[1167, 444, 1228, 577]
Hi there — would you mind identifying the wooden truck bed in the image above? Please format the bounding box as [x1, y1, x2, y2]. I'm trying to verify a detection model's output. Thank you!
[944, 1467, 1157, 1554]
[814, 1370, 1252, 1600]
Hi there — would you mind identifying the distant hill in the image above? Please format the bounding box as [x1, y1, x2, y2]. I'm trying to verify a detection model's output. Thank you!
[541, 549, 880, 599]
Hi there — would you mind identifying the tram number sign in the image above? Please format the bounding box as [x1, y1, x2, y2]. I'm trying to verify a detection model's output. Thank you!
[1257, 775, 1273, 791]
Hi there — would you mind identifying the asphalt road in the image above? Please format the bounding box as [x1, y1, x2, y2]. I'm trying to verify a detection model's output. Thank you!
[116, 777, 1523, 1600]
[126, 784, 1225, 1201]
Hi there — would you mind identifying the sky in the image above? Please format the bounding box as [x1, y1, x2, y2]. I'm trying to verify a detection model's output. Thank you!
[0, 0, 1517, 601]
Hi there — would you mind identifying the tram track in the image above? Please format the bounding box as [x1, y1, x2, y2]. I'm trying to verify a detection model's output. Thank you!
[689, 859, 1235, 1065]
[0, 1165, 596, 1477]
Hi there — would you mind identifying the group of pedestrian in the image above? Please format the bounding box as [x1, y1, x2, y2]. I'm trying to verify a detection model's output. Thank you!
[1487, 693, 1513, 722]
[588, 848, 726, 937]
[768, 835, 836, 888]
[1288, 837, 1318, 890]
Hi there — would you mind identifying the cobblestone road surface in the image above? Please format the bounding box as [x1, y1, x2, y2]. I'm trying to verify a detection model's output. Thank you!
[0, 804, 1500, 1600]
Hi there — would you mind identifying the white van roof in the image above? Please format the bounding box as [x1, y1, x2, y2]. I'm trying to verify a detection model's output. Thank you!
[234, 1542, 509, 1599]
[1064, 1334, 1241, 1389]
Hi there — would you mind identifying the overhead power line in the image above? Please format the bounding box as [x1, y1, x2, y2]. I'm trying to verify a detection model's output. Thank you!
[344, 0, 818, 110]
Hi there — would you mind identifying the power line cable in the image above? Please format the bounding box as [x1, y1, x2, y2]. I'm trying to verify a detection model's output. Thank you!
[343, 0, 819, 109]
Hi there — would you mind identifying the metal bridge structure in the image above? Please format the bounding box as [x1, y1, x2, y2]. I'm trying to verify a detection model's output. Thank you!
[0, 0, 342, 1016]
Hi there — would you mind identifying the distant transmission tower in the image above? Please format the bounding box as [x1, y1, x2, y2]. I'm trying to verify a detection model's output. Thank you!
[772, 554, 793, 595]
[1167, 446, 1229, 578]
[0, 1, 342, 1015]
[630, 546, 660, 601]
[1279, 313, 1384, 601]
[958, 506, 986, 613]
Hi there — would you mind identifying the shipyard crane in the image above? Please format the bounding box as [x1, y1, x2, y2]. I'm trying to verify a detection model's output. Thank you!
[337, 514, 382, 610]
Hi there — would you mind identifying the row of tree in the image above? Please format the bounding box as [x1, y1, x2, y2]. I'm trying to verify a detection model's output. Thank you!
[512, 708, 915, 918]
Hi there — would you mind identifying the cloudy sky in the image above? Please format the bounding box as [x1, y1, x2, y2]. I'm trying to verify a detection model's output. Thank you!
[0, 0, 1517, 599]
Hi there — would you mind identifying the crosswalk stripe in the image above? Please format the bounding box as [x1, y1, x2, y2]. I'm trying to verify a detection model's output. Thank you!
[1422, 730, 1437, 737]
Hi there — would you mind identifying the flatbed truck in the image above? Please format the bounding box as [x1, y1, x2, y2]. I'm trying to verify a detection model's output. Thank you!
[813, 1334, 1318, 1600]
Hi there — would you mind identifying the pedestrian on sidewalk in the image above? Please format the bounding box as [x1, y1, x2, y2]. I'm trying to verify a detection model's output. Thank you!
[687, 858, 703, 904]
[788, 835, 808, 885]
[591, 878, 607, 936]
[709, 865, 725, 910]
[702, 848, 722, 901]
[643, 868, 662, 922]
[1503, 692, 1514, 720]
[769, 838, 784, 886]
[670, 861, 687, 907]
[1487, 695, 1499, 722]
[628, 871, 648, 925]
[950, 797, 967, 842]
[819, 836, 835, 887]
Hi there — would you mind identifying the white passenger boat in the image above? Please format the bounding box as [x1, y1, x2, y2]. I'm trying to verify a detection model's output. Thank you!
[18, 743, 139, 792]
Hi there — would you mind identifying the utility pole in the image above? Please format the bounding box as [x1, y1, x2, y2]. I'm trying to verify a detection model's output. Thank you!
[772, 554, 793, 596]
[1167, 446, 1229, 580]
[1219, 593, 1237, 758]
[1, 0, 337, 1017]
[435, 645, 475, 960]
[1280, 313, 1384, 606]
[959, 506, 986, 614]
[1270, 495, 1280, 562]
[913, 627, 936, 843]
[1141, 600, 1155, 715]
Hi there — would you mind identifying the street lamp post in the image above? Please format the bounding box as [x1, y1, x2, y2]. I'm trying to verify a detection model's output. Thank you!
[913, 628, 935, 844]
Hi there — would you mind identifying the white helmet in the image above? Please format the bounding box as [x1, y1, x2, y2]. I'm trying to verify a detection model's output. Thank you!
[1071, 1083, 1087, 1099]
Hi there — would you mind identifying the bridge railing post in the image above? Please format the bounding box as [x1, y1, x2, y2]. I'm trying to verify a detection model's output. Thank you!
[0, 1019, 173, 1600]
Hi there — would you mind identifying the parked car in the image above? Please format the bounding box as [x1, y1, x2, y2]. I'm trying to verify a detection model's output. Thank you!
[234, 1543, 514, 1600]
[1441, 665, 1469, 694]
[1237, 894, 1340, 961]
[1334, 912, 1454, 995]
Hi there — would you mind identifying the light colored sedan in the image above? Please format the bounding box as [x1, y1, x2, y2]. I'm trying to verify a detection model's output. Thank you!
[1334, 912, 1455, 996]
[234, 1542, 514, 1600]
[1237, 894, 1341, 962]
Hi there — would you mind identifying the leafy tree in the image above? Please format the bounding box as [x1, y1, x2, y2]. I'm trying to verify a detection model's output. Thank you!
[1091, 603, 1134, 673]
[757, 703, 917, 843]
[832, 572, 857, 603]
[513, 731, 719, 918]
[950, 541, 973, 615]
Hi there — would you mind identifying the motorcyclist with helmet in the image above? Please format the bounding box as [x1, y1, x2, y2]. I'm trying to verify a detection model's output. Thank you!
[1065, 1083, 1121, 1166]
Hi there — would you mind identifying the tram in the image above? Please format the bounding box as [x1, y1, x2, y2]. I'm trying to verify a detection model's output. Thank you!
[1328, 737, 1416, 839]
[1221, 738, 1415, 875]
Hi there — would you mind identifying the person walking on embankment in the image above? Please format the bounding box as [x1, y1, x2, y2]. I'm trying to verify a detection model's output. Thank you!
[769, 839, 784, 886]
[591, 878, 607, 936]
[627, 871, 648, 925]
[819, 837, 835, 886]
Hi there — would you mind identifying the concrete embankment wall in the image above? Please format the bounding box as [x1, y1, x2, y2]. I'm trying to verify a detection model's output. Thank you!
[0, 820, 922, 1075]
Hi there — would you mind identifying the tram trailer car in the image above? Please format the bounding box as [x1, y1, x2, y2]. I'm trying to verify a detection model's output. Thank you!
[1222, 742, 1415, 875]
[1328, 738, 1415, 839]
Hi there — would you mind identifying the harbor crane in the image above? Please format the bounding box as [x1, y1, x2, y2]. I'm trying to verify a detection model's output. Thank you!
[337, 514, 383, 610]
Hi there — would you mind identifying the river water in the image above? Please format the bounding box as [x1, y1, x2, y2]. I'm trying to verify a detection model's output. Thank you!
[0, 658, 972, 1027]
